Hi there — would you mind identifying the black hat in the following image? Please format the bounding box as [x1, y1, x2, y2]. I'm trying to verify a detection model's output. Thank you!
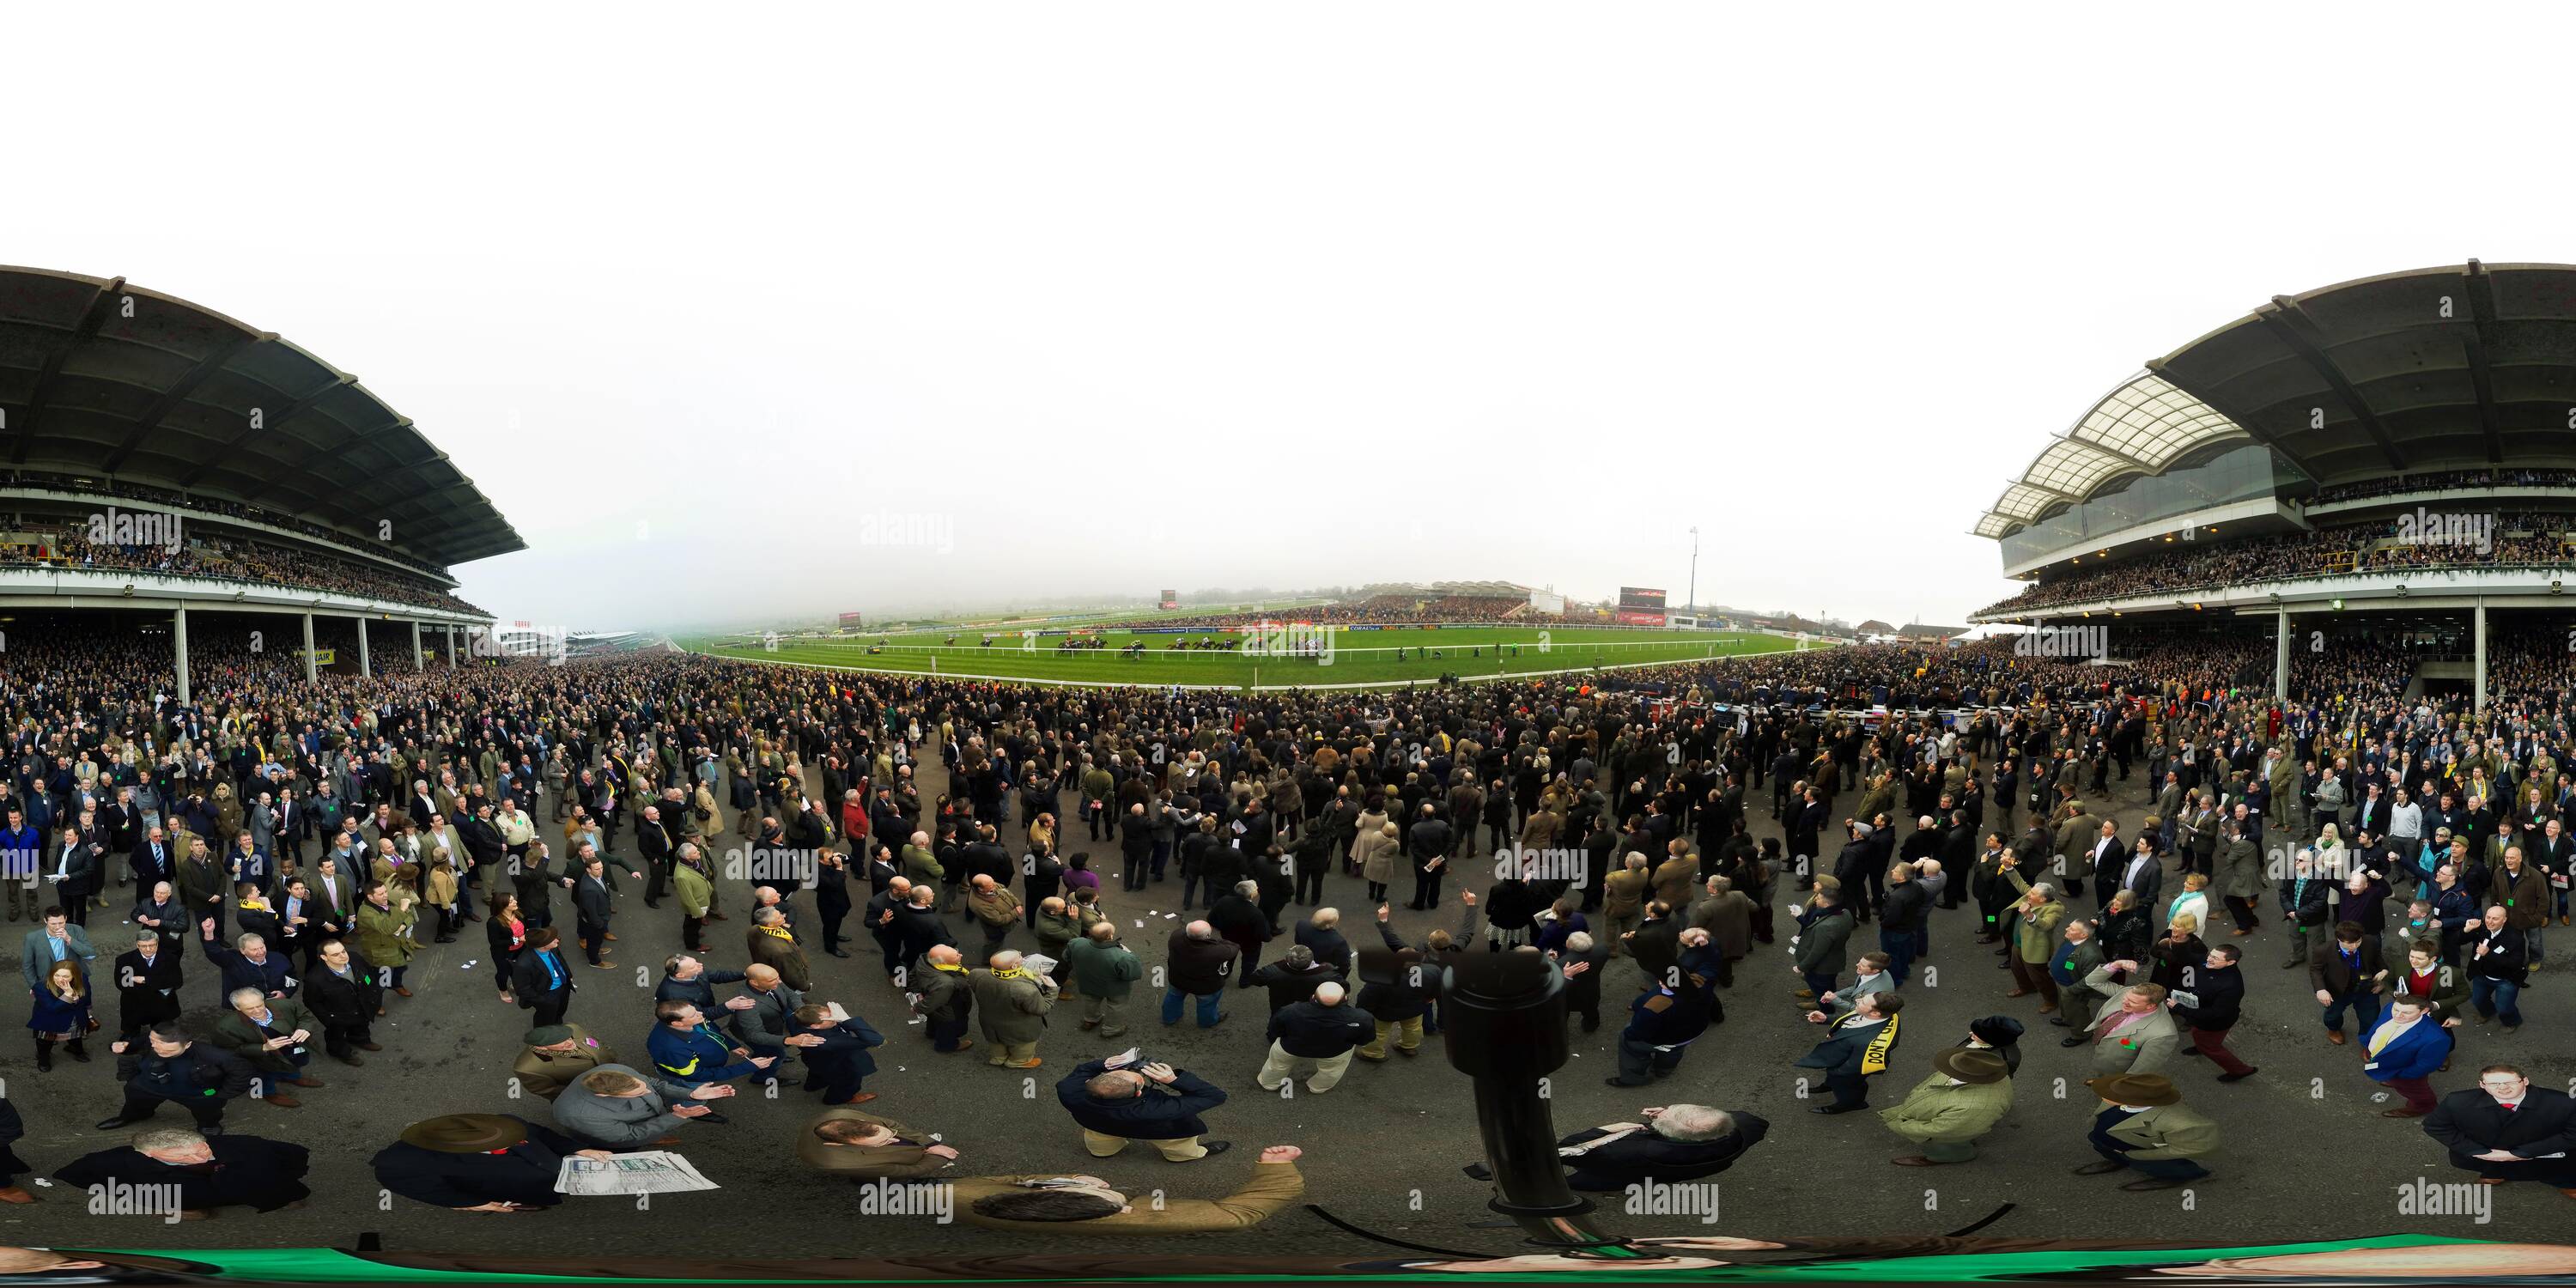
[1968, 1015, 2025, 1047]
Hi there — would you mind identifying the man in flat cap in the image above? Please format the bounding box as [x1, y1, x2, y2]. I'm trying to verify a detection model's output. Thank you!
[511, 1024, 619, 1101]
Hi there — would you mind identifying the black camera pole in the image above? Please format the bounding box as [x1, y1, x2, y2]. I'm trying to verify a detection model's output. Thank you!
[1437, 951, 1644, 1260]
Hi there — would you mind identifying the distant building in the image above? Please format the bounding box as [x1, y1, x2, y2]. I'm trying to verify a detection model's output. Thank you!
[1895, 623, 1970, 643]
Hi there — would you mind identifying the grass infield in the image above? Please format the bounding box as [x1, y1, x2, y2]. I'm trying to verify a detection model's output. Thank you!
[685, 624, 1810, 690]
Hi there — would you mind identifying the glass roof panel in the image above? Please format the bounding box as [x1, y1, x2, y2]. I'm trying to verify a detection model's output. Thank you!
[2021, 440, 2127, 498]
[2067, 371, 2244, 468]
[1982, 371, 2250, 541]
[1991, 482, 2066, 523]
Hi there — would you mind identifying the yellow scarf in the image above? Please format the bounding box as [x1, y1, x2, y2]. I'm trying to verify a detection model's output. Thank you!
[930, 962, 966, 974]
[991, 966, 1030, 981]
[1858, 1012, 1900, 1076]
[758, 925, 796, 943]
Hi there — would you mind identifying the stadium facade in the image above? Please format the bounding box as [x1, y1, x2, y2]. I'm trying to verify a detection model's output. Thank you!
[0, 267, 518, 697]
[1970, 260, 2576, 708]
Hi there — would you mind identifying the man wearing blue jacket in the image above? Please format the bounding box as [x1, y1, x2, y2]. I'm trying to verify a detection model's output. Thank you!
[0, 805, 44, 921]
[2363, 996, 2455, 1118]
[785, 1003, 884, 1105]
[197, 916, 295, 1002]
[1056, 1053, 1230, 1161]
[646, 999, 775, 1091]
[1606, 932, 1723, 1087]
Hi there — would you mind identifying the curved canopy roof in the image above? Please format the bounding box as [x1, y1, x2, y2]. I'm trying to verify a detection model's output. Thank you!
[1978, 260, 2576, 539]
[0, 266, 522, 568]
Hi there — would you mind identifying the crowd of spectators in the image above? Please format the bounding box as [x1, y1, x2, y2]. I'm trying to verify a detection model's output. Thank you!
[1978, 514, 2576, 617]
[3, 521, 486, 617]
[0, 469, 452, 581]
[2308, 468, 2576, 506]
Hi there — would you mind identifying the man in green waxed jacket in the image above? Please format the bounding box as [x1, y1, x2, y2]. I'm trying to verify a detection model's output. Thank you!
[1065, 921, 1143, 1037]
[1881, 1047, 2014, 1165]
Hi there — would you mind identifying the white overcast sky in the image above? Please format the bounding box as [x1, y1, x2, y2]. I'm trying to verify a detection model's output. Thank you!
[12, 3, 2575, 631]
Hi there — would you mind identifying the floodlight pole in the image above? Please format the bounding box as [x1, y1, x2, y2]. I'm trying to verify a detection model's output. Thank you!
[173, 605, 190, 705]
[2474, 602, 2488, 710]
[2272, 607, 2288, 701]
[1687, 526, 1698, 622]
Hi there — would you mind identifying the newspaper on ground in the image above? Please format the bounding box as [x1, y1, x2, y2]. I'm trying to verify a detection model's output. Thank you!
[555, 1150, 720, 1195]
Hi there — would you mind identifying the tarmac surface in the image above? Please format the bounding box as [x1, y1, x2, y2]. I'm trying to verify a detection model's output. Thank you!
[3, 742, 2570, 1265]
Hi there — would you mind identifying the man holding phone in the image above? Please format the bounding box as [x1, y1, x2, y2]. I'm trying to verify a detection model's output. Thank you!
[1055, 1051, 1230, 1162]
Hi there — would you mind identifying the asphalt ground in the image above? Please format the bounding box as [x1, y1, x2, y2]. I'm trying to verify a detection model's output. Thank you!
[3, 744, 2570, 1264]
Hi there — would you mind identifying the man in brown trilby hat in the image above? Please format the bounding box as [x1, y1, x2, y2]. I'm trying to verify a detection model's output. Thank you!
[2075, 1072, 2218, 1192]
[369, 1114, 614, 1212]
[1880, 1047, 2013, 1166]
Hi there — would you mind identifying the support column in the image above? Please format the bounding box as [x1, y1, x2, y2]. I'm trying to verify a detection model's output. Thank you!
[357, 617, 372, 677]
[447, 625, 457, 668]
[2274, 606, 2289, 701]
[173, 605, 191, 706]
[412, 621, 423, 671]
[2475, 602, 2488, 711]
[303, 613, 318, 683]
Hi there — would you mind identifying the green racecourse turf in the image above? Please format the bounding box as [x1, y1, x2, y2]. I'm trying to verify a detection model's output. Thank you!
[686, 625, 1810, 690]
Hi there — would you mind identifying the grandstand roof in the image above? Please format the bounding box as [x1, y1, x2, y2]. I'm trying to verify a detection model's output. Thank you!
[0, 267, 524, 568]
[1978, 260, 2576, 539]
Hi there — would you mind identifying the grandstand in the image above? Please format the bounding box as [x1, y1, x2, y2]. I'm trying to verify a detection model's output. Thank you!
[1969, 259, 2576, 708]
[0, 267, 516, 696]
[1339, 580, 1555, 621]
